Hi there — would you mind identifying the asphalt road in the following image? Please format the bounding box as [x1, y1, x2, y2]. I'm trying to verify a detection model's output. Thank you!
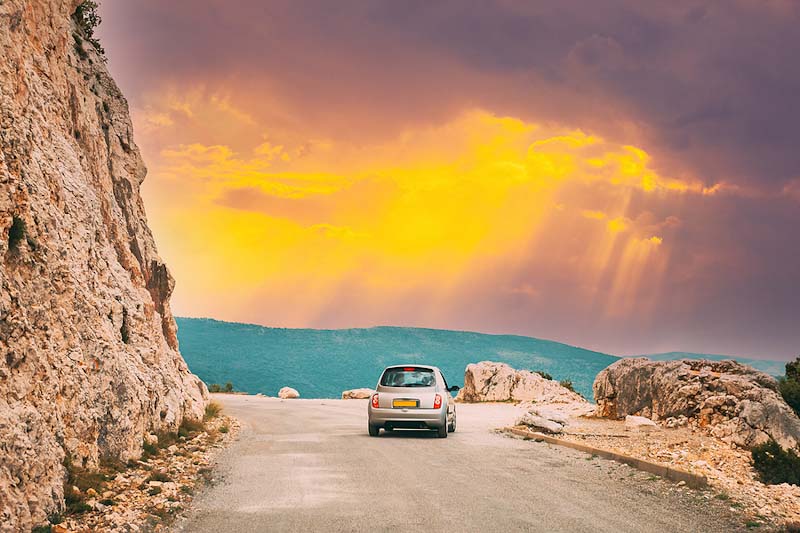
[176, 395, 743, 533]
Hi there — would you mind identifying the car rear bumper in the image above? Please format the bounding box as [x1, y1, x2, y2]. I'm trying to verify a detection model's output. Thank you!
[368, 407, 447, 429]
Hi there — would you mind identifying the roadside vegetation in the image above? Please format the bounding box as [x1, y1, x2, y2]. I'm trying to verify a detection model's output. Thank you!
[751, 439, 800, 486]
[207, 381, 235, 393]
[779, 356, 800, 418]
[747, 359, 800, 488]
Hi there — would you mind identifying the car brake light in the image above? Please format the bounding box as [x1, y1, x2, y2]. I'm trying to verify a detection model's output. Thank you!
[433, 394, 442, 409]
[403, 367, 415, 371]
[371, 393, 379, 408]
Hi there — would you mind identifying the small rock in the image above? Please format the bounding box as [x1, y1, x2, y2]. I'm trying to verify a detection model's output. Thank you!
[342, 388, 375, 400]
[624, 415, 658, 431]
[148, 481, 163, 487]
[278, 387, 300, 399]
[145, 434, 158, 446]
[86, 488, 99, 498]
[517, 412, 564, 434]
[167, 445, 178, 453]
[102, 490, 114, 499]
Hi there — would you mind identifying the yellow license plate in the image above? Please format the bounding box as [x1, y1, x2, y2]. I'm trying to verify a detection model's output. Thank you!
[393, 399, 417, 408]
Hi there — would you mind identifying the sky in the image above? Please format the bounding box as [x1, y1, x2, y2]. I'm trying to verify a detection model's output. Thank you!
[97, 0, 799, 360]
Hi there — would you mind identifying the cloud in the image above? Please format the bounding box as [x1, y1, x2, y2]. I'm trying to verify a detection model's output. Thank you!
[96, 1, 800, 358]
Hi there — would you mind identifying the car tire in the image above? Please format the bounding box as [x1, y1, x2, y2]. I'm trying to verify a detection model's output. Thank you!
[368, 424, 380, 437]
[448, 417, 456, 433]
[437, 425, 447, 438]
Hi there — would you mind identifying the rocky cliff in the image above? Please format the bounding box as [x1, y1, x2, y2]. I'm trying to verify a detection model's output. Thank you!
[594, 358, 800, 450]
[0, 1, 207, 529]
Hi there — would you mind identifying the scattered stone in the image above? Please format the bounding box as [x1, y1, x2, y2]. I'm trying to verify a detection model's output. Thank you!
[278, 387, 300, 399]
[517, 412, 565, 434]
[51, 414, 240, 532]
[342, 388, 375, 399]
[625, 415, 658, 431]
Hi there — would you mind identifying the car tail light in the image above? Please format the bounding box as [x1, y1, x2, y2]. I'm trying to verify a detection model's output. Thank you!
[371, 393, 379, 408]
[433, 394, 442, 409]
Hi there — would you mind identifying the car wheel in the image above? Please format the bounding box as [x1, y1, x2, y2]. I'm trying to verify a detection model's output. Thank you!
[368, 424, 380, 437]
[448, 417, 456, 433]
[437, 425, 447, 438]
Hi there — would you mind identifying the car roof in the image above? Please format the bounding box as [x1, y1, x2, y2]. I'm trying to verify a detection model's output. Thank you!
[382, 364, 439, 372]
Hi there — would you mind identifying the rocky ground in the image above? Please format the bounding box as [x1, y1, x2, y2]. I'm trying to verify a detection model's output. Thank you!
[39, 411, 239, 533]
[550, 417, 800, 530]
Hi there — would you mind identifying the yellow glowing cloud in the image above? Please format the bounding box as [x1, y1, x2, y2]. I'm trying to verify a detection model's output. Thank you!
[140, 108, 694, 324]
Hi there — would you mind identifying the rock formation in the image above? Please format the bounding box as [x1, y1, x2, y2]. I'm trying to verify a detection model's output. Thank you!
[342, 388, 374, 400]
[278, 387, 300, 399]
[0, 1, 207, 528]
[456, 361, 585, 404]
[594, 358, 800, 450]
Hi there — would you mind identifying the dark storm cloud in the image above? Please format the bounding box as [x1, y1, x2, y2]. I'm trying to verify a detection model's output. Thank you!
[100, 0, 800, 188]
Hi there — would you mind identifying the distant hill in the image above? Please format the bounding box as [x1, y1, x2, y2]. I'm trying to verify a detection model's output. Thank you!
[175, 318, 787, 399]
[633, 352, 786, 377]
[175, 318, 617, 398]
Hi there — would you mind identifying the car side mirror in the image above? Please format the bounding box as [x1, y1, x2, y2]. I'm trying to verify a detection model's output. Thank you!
[448, 385, 460, 392]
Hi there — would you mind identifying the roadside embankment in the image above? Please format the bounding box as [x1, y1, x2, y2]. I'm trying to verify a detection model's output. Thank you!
[46, 402, 239, 533]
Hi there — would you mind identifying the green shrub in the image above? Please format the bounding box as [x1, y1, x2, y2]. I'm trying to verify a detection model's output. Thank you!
[751, 440, 800, 486]
[99, 498, 115, 506]
[780, 377, 800, 418]
[73, 1, 104, 55]
[8, 216, 25, 250]
[219, 425, 229, 434]
[224, 381, 234, 393]
[533, 370, 553, 381]
[148, 486, 162, 496]
[787, 357, 800, 382]
[208, 383, 222, 393]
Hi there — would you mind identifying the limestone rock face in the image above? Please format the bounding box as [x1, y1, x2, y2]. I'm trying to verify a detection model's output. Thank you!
[342, 388, 374, 400]
[278, 387, 300, 399]
[594, 358, 800, 450]
[455, 361, 586, 404]
[0, 1, 207, 529]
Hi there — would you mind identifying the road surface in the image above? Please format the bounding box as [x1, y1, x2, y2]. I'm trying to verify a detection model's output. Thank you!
[176, 395, 743, 532]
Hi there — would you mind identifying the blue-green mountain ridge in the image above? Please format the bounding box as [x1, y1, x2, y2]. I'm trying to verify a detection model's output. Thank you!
[176, 317, 786, 399]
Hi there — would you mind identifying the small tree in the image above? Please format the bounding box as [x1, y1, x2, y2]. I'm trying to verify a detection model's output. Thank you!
[779, 356, 800, 418]
[73, 1, 104, 55]
[787, 356, 800, 382]
[223, 381, 234, 393]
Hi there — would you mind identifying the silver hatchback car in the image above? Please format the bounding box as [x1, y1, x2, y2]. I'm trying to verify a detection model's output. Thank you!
[367, 365, 459, 438]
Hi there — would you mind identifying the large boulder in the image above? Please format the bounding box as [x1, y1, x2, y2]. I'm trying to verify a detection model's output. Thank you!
[342, 388, 375, 399]
[278, 387, 300, 399]
[456, 361, 586, 404]
[594, 358, 800, 450]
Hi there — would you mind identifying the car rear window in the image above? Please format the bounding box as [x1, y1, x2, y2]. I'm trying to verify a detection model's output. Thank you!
[380, 367, 435, 388]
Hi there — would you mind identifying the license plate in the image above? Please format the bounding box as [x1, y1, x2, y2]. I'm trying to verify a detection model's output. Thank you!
[393, 399, 418, 408]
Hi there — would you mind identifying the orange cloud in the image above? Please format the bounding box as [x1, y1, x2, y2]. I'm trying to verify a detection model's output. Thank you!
[136, 108, 703, 327]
